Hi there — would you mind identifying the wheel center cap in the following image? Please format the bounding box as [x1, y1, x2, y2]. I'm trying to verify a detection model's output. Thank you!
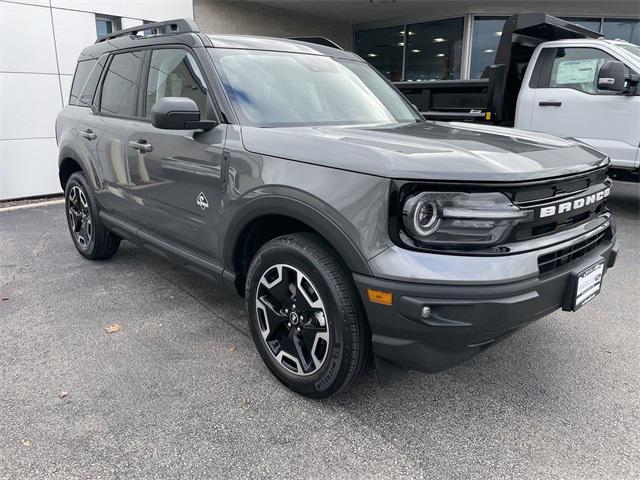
[289, 311, 300, 325]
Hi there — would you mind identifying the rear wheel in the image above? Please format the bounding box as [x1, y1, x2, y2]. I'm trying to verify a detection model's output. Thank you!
[64, 172, 120, 260]
[245, 233, 370, 398]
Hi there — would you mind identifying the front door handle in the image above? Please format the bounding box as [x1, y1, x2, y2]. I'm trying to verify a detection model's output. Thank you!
[129, 140, 153, 153]
[79, 129, 97, 140]
[538, 101, 562, 107]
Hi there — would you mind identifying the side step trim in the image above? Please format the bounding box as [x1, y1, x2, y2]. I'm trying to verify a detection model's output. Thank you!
[99, 211, 234, 288]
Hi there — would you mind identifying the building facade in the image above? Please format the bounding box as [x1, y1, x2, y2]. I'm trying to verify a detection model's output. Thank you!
[0, 0, 192, 200]
[1, 0, 638, 200]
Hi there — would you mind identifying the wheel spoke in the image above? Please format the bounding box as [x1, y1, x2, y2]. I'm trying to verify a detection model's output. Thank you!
[256, 295, 288, 340]
[255, 263, 330, 377]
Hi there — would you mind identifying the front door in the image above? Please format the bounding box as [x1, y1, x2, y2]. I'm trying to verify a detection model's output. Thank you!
[529, 46, 640, 170]
[122, 47, 227, 259]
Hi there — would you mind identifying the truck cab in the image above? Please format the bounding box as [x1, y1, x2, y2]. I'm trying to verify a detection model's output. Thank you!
[516, 39, 640, 180]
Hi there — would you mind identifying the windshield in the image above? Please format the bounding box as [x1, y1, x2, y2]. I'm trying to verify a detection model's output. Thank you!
[617, 43, 640, 60]
[209, 49, 422, 127]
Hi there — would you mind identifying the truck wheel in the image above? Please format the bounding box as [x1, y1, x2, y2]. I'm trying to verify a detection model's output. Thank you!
[64, 172, 120, 260]
[245, 233, 370, 398]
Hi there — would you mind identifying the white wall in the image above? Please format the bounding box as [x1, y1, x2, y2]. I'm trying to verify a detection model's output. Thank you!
[0, 0, 193, 200]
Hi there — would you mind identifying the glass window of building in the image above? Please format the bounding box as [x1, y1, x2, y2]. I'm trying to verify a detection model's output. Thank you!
[354, 26, 405, 81]
[404, 17, 464, 81]
[603, 18, 640, 44]
[561, 17, 603, 33]
[469, 16, 507, 79]
[96, 18, 114, 39]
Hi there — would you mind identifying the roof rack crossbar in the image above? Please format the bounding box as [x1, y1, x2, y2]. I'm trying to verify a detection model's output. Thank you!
[95, 18, 199, 43]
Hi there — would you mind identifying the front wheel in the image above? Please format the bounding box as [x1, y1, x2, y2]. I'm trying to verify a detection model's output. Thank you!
[245, 233, 370, 398]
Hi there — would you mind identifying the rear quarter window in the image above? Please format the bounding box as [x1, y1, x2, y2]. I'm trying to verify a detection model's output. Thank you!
[69, 60, 97, 106]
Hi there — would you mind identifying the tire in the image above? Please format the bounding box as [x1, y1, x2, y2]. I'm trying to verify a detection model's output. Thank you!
[245, 233, 370, 398]
[64, 171, 120, 260]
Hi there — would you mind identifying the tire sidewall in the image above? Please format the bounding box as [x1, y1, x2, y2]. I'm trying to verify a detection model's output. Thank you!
[246, 242, 350, 397]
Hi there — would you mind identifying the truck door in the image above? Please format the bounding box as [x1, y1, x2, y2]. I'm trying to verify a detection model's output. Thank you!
[122, 47, 227, 259]
[527, 46, 640, 170]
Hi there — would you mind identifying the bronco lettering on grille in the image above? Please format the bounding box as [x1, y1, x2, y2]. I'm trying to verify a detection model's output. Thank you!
[539, 188, 610, 218]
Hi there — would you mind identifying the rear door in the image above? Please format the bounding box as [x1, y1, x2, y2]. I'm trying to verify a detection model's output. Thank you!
[89, 49, 148, 221]
[122, 46, 227, 259]
[527, 46, 639, 170]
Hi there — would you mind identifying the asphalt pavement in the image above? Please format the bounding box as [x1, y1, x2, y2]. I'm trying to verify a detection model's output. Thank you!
[1, 181, 638, 479]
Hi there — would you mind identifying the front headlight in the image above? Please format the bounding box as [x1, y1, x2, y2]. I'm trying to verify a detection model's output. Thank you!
[401, 192, 532, 249]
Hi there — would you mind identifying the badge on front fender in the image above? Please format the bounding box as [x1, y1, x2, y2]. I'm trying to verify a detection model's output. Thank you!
[196, 192, 209, 210]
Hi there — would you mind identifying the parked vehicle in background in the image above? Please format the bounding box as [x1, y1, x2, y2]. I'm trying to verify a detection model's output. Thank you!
[57, 19, 617, 398]
[395, 14, 640, 182]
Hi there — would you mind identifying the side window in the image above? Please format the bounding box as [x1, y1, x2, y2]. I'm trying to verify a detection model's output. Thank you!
[545, 47, 617, 95]
[100, 51, 144, 116]
[69, 60, 97, 106]
[145, 49, 212, 119]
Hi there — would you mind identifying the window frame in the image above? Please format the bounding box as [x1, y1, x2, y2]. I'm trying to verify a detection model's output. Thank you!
[142, 46, 216, 120]
[533, 46, 629, 96]
[93, 49, 147, 120]
[95, 16, 121, 40]
[354, 14, 469, 81]
[69, 59, 98, 106]
[403, 16, 466, 82]
[92, 44, 223, 124]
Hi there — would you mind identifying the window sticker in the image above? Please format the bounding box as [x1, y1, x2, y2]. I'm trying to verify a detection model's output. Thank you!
[554, 59, 599, 84]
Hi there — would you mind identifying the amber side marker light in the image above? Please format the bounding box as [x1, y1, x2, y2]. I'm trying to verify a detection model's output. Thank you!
[367, 289, 393, 305]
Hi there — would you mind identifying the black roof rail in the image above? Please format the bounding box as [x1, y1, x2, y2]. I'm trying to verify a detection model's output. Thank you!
[288, 36, 344, 50]
[95, 18, 199, 43]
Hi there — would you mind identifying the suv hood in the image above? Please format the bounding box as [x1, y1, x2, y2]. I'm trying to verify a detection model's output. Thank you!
[241, 121, 608, 182]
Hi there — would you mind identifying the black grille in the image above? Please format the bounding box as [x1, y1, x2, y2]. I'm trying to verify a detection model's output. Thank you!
[538, 230, 608, 275]
[508, 172, 611, 243]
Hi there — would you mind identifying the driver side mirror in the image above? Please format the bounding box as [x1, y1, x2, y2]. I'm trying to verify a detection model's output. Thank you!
[597, 61, 626, 92]
[150, 97, 217, 130]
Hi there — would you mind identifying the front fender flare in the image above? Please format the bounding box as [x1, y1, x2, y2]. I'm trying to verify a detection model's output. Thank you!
[222, 195, 373, 277]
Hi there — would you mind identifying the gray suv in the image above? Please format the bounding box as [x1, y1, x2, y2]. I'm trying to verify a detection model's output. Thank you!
[56, 19, 617, 397]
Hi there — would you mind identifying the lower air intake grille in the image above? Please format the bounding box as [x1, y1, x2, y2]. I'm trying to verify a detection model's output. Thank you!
[538, 230, 608, 275]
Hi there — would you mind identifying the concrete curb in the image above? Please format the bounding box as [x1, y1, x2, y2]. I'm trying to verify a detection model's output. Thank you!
[0, 199, 65, 213]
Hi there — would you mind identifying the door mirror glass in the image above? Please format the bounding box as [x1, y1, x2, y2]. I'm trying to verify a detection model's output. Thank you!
[598, 61, 626, 92]
[150, 97, 216, 130]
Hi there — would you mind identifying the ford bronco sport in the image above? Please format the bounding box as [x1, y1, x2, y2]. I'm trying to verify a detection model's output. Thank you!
[56, 19, 617, 398]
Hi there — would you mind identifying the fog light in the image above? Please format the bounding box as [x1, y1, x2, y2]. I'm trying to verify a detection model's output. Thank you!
[367, 289, 393, 306]
[421, 306, 431, 320]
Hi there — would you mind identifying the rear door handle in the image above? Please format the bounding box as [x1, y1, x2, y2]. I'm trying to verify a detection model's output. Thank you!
[538, 101, 562, 107]
[129, 140, 153, 153]
[79, 129, 97, 140]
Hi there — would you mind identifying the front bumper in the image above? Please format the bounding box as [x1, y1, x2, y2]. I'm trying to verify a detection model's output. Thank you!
[354, 225, 617, 379]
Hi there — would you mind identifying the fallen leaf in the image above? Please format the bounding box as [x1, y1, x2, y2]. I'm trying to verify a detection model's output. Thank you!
[228, 345, 237, 352]
[104, 324, 121, 334]
[59, 391, 69, 399]
[21, 439, 31, 447]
